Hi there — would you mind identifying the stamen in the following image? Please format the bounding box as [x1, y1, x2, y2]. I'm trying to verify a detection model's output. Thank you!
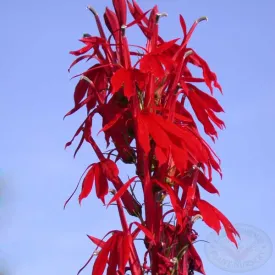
[87, 6, 98, 16]
[156, 12, 168, 23]
[184, 50, 193, 59]
[191, 214, 203, 223]
[121, 25, 127, 36]
[196, 16, 208, 24]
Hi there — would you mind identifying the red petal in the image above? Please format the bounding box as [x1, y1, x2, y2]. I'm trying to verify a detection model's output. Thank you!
[104, 8, 120, 39]
[197, 199, 221, 233]
[131, 222, 155, 244]
[197, 170, 219, 195]
[142, 113, 170, 149]
[153, 38, 179, 54]
[136, 113, 150, 154]
[212, 205, 240, 247]
[155, 146, 167, 166]
[70, 43, 94, 56]
[74, 78, 89, 106]
[171, 146, 188, 174]
[112, 0, 127, 26]
[97, 111, 124, 135]
[68, 55, 93, 72]
[78, 165, 95, 204]
[154, 179, 185, 230]
[100, 159, 120, 182]
[107, 176, 137, 206]
[189, 244, 206, 275]
[64, 164, 93, 209]
[118, 234, 131, 274]
[179, 15, 187, 37]
[87, 235, 106, 248]
[92, 237, 114, 275]
[95, 164, 109, 204]
[189, 84, 224, 112]
[111, 68, 135, 98]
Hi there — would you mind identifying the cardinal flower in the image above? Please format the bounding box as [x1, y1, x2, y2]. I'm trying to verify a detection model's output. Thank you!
[79, 159, 120, 204]
[64, 1, 240, 274]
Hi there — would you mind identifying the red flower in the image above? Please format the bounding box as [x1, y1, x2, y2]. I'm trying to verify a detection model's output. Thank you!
[197, 199, 240, 246]
[111, 68, 147, 99]
[64, 1, 240, 274]
[79, 159, 119, 204]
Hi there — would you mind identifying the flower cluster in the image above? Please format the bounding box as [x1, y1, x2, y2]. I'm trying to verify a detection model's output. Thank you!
[64, 1, 239, 274]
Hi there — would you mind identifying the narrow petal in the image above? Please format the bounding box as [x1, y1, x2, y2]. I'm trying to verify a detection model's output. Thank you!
[78, 165, 95, 204]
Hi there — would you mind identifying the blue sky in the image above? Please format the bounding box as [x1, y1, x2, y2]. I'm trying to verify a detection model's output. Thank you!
[0, 0, 274, 274]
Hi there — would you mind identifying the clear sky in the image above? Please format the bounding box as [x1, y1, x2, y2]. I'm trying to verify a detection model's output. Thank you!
[0, 0, 274, 274]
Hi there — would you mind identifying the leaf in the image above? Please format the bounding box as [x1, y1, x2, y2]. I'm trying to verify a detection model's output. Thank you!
[107, 176, 137, 206]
